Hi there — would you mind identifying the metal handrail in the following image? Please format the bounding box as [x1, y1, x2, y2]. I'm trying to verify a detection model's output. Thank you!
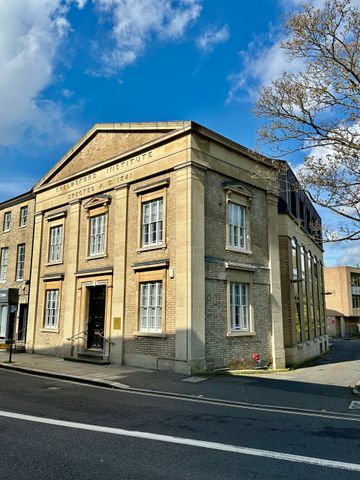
[67, 330, 88, 342]
[94, 331, 115, 345]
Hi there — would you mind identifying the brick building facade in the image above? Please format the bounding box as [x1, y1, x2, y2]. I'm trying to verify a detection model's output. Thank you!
[0, 121, 327, 372]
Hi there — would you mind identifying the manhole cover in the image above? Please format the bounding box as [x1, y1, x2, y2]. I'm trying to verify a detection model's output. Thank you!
[349, 401, 360, 409]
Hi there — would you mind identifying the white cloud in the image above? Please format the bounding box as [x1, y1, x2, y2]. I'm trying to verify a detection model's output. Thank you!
[227, 32, 304, 103]
[196, 24, 229, 53]
[0, 0, 82, 147]
[325, 242, 360, 267]
[227, 0, 360, 103]
[93, 0, 202, 75]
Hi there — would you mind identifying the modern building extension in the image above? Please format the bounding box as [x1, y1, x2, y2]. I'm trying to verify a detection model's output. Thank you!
[324, 266, 360, 337]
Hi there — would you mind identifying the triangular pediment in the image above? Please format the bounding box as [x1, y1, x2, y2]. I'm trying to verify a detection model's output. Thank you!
[35, 121, 191, 191]
[223, 181, 254, 198]
[82, 194, 112, 210]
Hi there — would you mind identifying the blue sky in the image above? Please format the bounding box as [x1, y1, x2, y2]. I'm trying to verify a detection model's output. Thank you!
[0, 0, 358, 266]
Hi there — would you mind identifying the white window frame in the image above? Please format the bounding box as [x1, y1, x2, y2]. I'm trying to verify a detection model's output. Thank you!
[227, 202, 247, 249]
[142, 198, 163, 247]
[16, 244, 25, 281]
[0, 248, 9, 282]
[3, 212, 11, 232]
[89, 214, 106, 256]
[140, 281, 163, 333]
[44, 289, 59, 329]
[48, 225, 63, 263]
[19, 206, 28, 227]
[230, 282, 249, 332]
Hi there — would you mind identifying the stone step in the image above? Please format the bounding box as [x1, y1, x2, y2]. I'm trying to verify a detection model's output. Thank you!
[64, 353, 110, 365]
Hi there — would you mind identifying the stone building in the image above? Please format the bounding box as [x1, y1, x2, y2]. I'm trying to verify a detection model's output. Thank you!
[324, 266, 360, 337]
[0, 191, 35, 349]
[0, 121, 327, 372]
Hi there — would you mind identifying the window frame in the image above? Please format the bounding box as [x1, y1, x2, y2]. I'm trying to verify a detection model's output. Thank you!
[229, 282, 249, 332]
[19, 206, 28, 227]
[48, 224, 63, 264]
[44, 289, 60, 330]
[225, 189, 252, 253]
[83, 197, 111, 260]
[136, 183, 168, 252]
[141, 197, 164, 248]
[45, 213, 66, 266]
[139, 281, 163, 333]
[0, 247, 9, 282]
[42, 279, 62, 332]
[226, 268, 254, 336]
[16, 244, 26, 281]
[3, 212, 11, 232]
[134, 269, 167, 337]
[88, 213, 106, 257]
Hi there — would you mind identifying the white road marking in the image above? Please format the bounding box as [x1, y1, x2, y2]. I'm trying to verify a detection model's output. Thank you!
[0, 409, 359, 472]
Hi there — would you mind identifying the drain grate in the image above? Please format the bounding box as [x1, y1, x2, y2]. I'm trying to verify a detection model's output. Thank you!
[349, 401, 360, 409]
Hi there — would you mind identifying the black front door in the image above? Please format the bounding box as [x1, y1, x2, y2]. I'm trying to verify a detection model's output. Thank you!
[17, 304, 28, 342]
[87, 286, 106, 349]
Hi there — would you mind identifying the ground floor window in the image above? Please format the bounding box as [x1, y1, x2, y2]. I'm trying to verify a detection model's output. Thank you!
[140, 281, 162, 333]
[44, 289, 59, 329]
[230, 282, 249, 332]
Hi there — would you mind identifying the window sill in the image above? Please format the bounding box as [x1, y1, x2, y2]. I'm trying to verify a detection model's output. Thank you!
[133, 331, 166, 338]
[227, 331, 256, 337]
[137, 244, 167, 253]
[19, 225, 27, 229]
[45, 261, 63, 266]
[226, 246, 252, 255]
[85, 254, 107, 261]
[40, 328, 60, 333]
[2, 229, 10, 233]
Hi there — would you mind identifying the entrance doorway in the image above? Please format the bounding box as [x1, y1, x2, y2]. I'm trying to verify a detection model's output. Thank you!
[17, 304, 28, 342]
[87, 286, 106, 349]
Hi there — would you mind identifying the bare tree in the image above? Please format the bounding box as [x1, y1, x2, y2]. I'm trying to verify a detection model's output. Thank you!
[255, 0, 360, 241]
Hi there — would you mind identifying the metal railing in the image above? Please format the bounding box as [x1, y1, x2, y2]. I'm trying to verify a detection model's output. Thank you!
[67, 330, 88, 342]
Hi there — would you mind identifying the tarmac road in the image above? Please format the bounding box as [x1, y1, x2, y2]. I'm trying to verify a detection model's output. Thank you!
[0, 367, 360, 480]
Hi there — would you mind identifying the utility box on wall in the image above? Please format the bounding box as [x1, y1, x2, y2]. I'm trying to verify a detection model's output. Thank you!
[0, 288, 19, 345]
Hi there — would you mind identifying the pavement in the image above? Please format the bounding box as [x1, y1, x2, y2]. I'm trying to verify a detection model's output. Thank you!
[1, 337, 360, 402]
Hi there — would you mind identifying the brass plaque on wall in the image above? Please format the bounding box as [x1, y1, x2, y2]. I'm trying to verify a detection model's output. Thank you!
[113, 317, 121, 330]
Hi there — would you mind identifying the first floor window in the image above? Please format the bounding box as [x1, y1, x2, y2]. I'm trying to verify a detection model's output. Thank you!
[89, 214, 106, 256]
[0, 248, 9, 282]
[227, 202, 246, 249]
[19, 206, 28, 227]
[140, 281, 162, 333]
[3, 212, 11, 231]
[44, 289, 59, 329]
[142, 198, 163, 247]
[230, 282, 249, 331]
[49, 225, 63, 263]
[16, 244, 25, 280]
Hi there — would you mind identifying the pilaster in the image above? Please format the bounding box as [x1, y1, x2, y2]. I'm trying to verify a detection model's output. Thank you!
[62, 200, 81, 356]
[26, 211, 44, 352]
[110, 185, 129, 364]
[175, 162, 206, 374]
[267, 192, 286, 368]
